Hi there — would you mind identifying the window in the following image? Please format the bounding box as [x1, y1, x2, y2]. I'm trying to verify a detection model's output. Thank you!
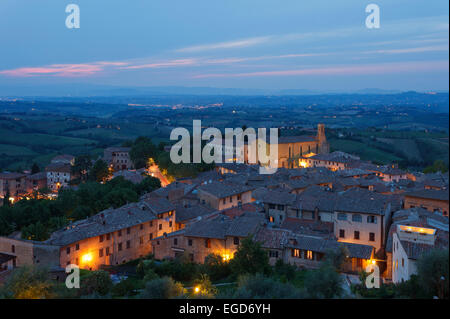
[149, 221, 153, 227]
[237, 194, 241, 201]
[223, 199, 226, 204]
[149, 233, 153, 240]
[106, 247, 110, 256]
[126, 240, 131, 249]
[205, 239, 211, 248]
[233, 237, 240, 245]
[127, 227, 131, 235]
[66, 247, 70, 255]
[402, 258, 404, 267]
[169, 221, 172, 227]
[367, 216, 377, 224]
[11, 245, 15, 253]
[99, 249, 104, 257]
[140, 224, 144, 230]
[352, 214, 362, 222]
[118, 243, 122, 251]
[118, 230, 122, 237]
[159, 224, 162, 230]
[106, 233, 110, 240]
[188, 239, 193, 246]
[354, 231, 360, 240]
[337, 213, 347, 221]
[139, 237, 143, 245]
[339, 229, 345, 238]
[292, 249, 300, 257]
[229, 197, 233, 203]
[269, 204, 276, 209]
[306, 250, 313, 260]
[269, 251, 279, 258]
[99, 235, 104, 243]
[369, 233, 375, 242]
[174, 238, 178, 246]
[75, 243, 79, 251]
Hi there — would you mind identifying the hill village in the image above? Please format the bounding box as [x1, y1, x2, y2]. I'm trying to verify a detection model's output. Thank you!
[0, 124, 448, 291]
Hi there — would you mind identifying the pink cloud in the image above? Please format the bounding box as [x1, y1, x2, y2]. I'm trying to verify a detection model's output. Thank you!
[192, 60, 449, 78]
[121, 59, 197, 70]
[0, 61, 127, 77]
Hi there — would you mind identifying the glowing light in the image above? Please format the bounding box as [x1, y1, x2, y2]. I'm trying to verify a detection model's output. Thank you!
[194, 286, 200, 293]
[81, 253, 93, 263]
[222, 253, 232, 262]
[371, 260, 376, 265]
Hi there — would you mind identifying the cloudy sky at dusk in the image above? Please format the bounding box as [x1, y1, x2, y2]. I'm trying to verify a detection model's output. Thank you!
[0, 0, 448, 92]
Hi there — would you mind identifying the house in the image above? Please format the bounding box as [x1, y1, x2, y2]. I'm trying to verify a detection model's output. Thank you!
[197, 181, 254, 210]
[299, 151, 360, 171]
[0, 172, 27, 201]
[258, 189, 296, 226]
[385, 207, 449, 281]
[51, 154, 75, 165]
[285, 233, 374, 273]
[151, 213, 265, 263]
[333, 188, 395, 251]
[103, 147, 133, 171]
[26, 172, 47, 193]
[403, 189, 449, 217]
[45, 197, 175, 270]
[45, 163, 72, 191]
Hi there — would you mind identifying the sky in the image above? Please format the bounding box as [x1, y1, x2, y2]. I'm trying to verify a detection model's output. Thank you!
[0, 0, 448, 92]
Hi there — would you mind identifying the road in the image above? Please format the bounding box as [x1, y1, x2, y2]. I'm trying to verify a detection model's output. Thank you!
[148, 164, 170, 187]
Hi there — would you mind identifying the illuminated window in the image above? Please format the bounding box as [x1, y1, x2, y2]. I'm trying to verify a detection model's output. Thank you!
[306, 250, 313, 260]
[293, 249, 300, 257]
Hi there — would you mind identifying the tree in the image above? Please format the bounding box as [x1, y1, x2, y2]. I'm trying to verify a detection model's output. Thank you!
[192, 274, 218, 298]
[304, 264, 343, 298]
[230, 274, 307, 299]
[72, 155, 92, 181]
[139, 277, 185, 299]
[416, 249, 449, 299]
[90, 159, 110, 182]
[424, 160, 449, 174]
[0, 265, 54, 299]
[3, 189, 11, 207]
[31, 163, 40, 174]
[230, 236, 271, 276]
[130, 137, 157, 169]
[80, 270, 113, 296]
[324, 245, 349, 271]
[201, 254, 232, 281]
[135, 176, 161, 195]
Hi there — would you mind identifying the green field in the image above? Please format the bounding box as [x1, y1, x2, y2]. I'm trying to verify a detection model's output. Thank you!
[329, 138, 403, 164]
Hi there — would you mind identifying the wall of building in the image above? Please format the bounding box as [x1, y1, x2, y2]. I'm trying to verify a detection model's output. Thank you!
[404, 196, 449, 216]
[392, 233, 417, 283]
[334, 212, 383, 250]
[59, 222, 156, 270]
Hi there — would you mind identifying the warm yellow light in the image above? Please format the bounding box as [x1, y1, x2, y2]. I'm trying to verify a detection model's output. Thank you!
[81, 253, 93, 263]
[222, 254, 231, 262]
[371, 260, 376, 265]
[194, 286, 200, 293]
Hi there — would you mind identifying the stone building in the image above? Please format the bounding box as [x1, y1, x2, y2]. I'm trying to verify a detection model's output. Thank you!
[45, 163, 72, 191]
[103, 147, 133, 171]
[45, 196, 175, 270]
[403, 189, 449, 217]
[197, 181, 254, 210]
[0, 172, 27, 201]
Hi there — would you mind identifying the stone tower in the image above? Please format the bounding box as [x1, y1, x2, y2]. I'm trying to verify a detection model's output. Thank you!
[317, 123, 329, 154]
